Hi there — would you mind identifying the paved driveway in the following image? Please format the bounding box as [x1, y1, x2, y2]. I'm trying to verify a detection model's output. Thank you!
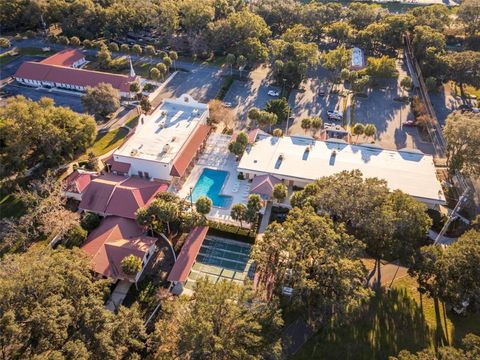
[3, 83, 84, 112]
[430, 83, 462, 126]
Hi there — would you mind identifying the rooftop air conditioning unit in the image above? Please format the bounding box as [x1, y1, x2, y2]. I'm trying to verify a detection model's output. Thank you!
[163, 144, 170, 153]
[192, 108, 199, 115]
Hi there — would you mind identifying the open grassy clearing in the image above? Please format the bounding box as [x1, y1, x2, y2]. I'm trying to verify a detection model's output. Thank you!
[294, 273, 480, 360]
[82, 127, 129, 159]
[0, 194, 26, 219]
[0, 47, 54, 65]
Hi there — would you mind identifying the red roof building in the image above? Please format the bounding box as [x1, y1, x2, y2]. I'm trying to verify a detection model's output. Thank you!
[13, 49, 136, 97]
[63, 169, 98, 200]
[167, 226, 209, 284]
[170, 124, 211, 178]
[40, 49, 86, 67]
[79, 175, 168, 219]
[250, 174, 282, 199]
[81, 216, 157, 282]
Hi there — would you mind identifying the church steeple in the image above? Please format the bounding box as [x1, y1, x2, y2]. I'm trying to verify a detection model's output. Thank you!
[129, 56, 136, 79]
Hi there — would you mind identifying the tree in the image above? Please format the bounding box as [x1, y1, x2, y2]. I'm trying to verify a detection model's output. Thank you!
[327, 21, 353, 44]
[169, 50, 178, 69]
[70, 36, 81, 46]
[443, 112, 480, 176]
[156, 62, 167, 80]
[0, 37, 10, 48]
[82, 83, 120, 118]
[352, 123, 365, 143]
[411, 4, 450, 31]
[0, 248, 146, 358]
[132, 44, 142, 56]
[82, 39, 92, 48]
[62, 224, 87, 248]
[425, 76, 437, 92]
[148, 279, 283, 359]
[311, 116, 322, 135]
[457, 0, 480, 37]
[58, 35, 69, 45]
[400, 76, 413, 91]
[301, 117, 312, 134]
[366, 56, 398, 79]
[208, 99, 235, 127]
[97, 46, 112, 69]
[226, 53, 236, 75]
[120, 43, 129, 53]
[150, 67, 160, 80]
[251, 207, 371, 322]
[364, 123, 377, 141]
[272, 183, 287, 203]
[140, 96, 151, 114]
[265, 98, 290, 123]
[273, 128, 283, 137]
[108, 42, 119, 52]
[162, 55, 172, 69]
[80, 212, 100, 232]
[145, 44, 156, 58]
[130, 82, 140, 95]
[0, 96, 96, 175]
[121, 254, 143, 275]
[322, 45, 349, 82]
[195, 196, 212, 217]
[444, 51, 480, 92]
[248, 107, 261, 123]
[245, 193, 263, 225]
[237, 54, 247, 77]
[229, 132, 248, 157]
[231, 203, 247, 227]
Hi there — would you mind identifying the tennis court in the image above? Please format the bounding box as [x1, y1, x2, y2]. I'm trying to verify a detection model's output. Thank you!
[185, 236, 255, 290]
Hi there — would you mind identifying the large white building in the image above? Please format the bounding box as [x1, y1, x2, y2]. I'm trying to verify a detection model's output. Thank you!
[238, 134, 446, 207]
[109, 95, 210, 182]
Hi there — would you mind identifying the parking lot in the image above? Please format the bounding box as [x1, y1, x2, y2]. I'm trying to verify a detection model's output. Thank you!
[430, 83, 463, 126]
[155, 65, 224, 104]
[288, 66, 342, 135]
[2, 83, 84, 113]
[222, 65, 281, 128]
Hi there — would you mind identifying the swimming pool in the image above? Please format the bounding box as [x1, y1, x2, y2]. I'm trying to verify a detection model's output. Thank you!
[190, 168, 232, 208]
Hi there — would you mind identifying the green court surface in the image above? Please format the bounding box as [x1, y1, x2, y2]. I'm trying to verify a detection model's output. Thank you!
[185, 237, 255, 290]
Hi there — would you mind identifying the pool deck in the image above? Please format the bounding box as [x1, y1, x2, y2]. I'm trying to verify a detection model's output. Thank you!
[177, 133, 251, 224]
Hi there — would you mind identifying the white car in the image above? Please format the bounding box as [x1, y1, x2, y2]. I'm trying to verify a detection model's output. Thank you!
[223, 102, 233, 108]
[327, 110, 343, 120]
[268, 90, 280, 97]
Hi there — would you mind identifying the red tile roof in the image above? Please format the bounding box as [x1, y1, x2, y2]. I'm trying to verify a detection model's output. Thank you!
[81, 216, 157, 281]
[14, 61, 134, 92]
[231, 129, 259, 145]
[79, 175, 168, 219]
[250, 174, 281, 198]
[170, 125, 211, 177]
[104, 156, 131, 174]
[64, 169, 97, 194]
[41, 49, 85, 67]
[167, 226, 209, 283]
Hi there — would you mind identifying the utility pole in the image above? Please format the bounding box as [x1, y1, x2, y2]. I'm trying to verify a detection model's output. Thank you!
[434, 188, 469, 245]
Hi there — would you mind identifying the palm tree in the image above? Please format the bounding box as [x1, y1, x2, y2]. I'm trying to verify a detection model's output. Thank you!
[156, 63, 167, 81]
[236, 55, 247, 78]
[195, 196, 212, 218]
[158, 201, 179, 234]
[226, 53, 236, 76]
[311, 117, 322, 137]
[230, 203, 247, 227]
[169, 50, 178, 70]
[352, 123, 365, 143]
[301, 118, 312, 134]
[364, 123, 377, 142]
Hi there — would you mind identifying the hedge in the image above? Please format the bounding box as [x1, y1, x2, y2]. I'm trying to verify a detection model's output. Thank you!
[207, 220, 256, 244]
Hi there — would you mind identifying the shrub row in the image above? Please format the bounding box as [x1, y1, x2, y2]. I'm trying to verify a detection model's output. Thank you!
[207, 220, 256, 244]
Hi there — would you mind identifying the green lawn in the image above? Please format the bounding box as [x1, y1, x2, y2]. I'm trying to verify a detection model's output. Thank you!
[125, 115, 139, 129]
[294, 275, 480, 360]
[85, 127, 129, 158]
[0, 194, 26, 219]
[0, 47, 54, 65]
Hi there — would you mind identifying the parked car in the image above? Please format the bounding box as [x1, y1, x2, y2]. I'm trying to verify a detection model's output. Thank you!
[318, 90, 326, 97]
[402, 120, 416, 127]
[472, 107, 480, 113]
[458, 104, 472, 112]
[327, 110, 343, 120]
[268, 90, 280, 97]
[223, 102, 233, 108]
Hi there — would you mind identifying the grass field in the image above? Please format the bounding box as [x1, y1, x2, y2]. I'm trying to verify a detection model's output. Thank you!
[0, 194, 26, 219]
[294, 274, 480, 360]
[85, 127, 129, 158]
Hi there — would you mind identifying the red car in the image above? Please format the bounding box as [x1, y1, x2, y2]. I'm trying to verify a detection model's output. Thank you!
[403, 120, 416, 127]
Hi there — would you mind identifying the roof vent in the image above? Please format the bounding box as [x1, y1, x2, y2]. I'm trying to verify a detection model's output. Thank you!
[163, 144, 171, 153]
[332, 149, 337, 156]
[130, 149, 139, 156]
[192, 108, 199, 115]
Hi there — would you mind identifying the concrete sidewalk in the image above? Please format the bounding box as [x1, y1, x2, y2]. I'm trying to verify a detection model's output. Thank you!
[106, 280, 132, 311]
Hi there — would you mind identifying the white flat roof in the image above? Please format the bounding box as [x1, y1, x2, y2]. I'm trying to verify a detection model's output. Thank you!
[238, 135, 446, 205]
[115, 95, 208, 163]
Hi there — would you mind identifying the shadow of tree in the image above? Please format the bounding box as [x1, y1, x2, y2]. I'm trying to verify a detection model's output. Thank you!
[295, 288, 430, 360]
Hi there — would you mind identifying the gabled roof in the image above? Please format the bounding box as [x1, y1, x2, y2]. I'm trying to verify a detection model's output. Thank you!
[79, 175, 168, 219]
[14, 61, 134, 92]
[104, 155, 131, 174]
[167, 226, 209, 283]
[170, 125, 211, 177]
[81, 216, 157, 281]
[64, 169, 97, 194]
[250, 174, 281, 198]
[41, 49, 85, 67]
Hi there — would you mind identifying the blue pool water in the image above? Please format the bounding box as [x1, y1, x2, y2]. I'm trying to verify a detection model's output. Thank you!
[190, 168, 232, 208]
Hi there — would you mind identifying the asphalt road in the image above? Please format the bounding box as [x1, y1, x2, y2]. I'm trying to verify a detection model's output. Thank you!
[3, 83, 84, 112]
